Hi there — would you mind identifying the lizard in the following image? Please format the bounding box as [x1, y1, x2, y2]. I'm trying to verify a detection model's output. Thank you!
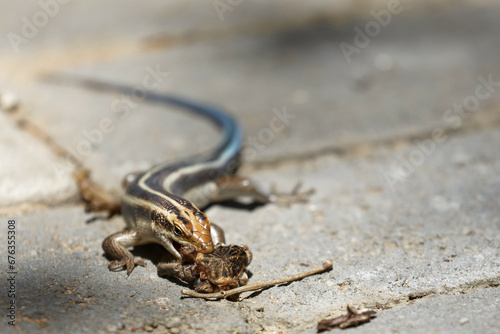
[45, 75, 313, 277]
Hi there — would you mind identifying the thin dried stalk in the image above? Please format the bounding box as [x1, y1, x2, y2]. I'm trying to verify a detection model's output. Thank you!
[317, 305, 376, 331]
[181, 260, 333, 300]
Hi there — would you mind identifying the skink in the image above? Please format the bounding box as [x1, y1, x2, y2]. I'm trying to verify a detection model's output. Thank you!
[60, 77, 272, 276]
[47, 75, 311, 276]
[103, 86, 249, 275]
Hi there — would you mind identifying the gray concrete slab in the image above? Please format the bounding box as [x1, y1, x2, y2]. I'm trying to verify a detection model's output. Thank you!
[6, 5, 500, 197]
[214, 127, 500, 331]
[2, 127, 499, 333]
[1, 1, 499, 333]
[0, 113, 76, 212]
[305, 287, 500, 334]
[3, 1, 490, 56]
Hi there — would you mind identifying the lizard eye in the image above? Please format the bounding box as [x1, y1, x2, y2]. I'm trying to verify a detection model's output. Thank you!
[173, 226, 183, 236]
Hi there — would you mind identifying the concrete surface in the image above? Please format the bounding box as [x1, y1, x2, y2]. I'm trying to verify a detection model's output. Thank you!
[5, 4, 500, 195]
[1, 1, 499, 333]
[0, 113, 76, 211]
[308, 287, 500, 334]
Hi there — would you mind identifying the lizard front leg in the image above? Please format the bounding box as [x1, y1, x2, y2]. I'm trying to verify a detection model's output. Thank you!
[102, 230, 146, 276]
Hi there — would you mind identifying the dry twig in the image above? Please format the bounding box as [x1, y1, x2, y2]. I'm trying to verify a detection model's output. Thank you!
[317, 305, 376, 331]
[181, 260, 333, 300]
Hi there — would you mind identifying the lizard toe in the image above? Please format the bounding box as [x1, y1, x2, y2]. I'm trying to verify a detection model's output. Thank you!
[108, 259, 127, 272]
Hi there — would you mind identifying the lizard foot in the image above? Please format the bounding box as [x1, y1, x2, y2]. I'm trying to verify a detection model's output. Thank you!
[108, 257, 146, 277]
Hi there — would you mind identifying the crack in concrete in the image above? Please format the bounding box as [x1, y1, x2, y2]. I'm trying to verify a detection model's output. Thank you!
[245, 106, 500, 170]
[372, 276, 500, 311]
[4, 99, 500, 177]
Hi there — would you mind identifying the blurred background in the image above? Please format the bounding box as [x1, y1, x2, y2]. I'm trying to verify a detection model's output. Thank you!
[2, 1, 499, 204]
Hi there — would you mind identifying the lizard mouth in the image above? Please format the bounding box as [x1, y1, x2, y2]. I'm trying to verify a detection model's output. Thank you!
[171, 239, 198, 263]
[172, 240, 182, 253]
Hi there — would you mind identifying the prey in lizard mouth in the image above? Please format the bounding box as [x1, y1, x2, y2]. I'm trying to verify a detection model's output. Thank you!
[158, 243, 252, 293]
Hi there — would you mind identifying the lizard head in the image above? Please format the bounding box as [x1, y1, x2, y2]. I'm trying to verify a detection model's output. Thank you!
[152, 205, 214, 259]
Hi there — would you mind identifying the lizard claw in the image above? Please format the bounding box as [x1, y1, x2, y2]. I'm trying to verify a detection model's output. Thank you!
[269, 182, 315, 207]
[108, 257, 146, 277]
